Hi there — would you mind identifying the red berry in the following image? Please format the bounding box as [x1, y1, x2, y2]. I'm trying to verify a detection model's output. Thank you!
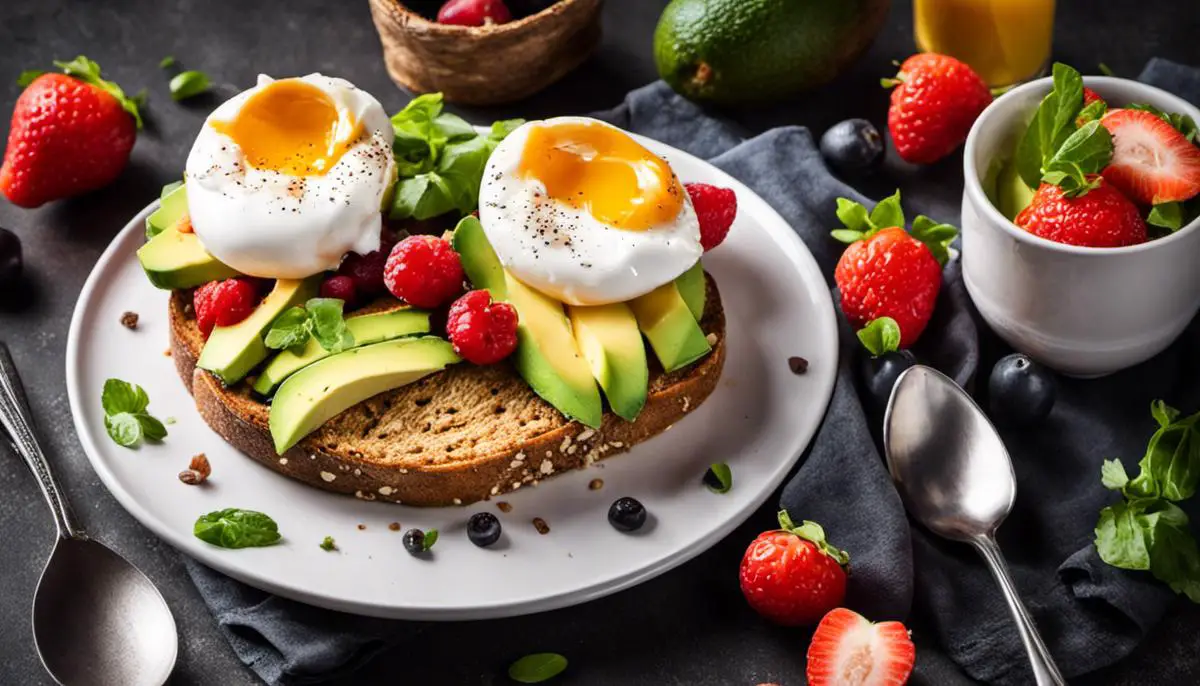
[886, 53, 992, 165]
[1, 66, 140, 208]
[1082, 87, 1105, 107]
[437, 0, 511, 26]
[806, 608, 916, 686]
[319, 275, 358, 306]
[1099, 108, 1200, 205]
[384, 236, 464, 309]
[338, 249, 389, 297]
[193, 278, 260, 339]
[834, 227, 944, 348]
[739, 512, 848, 627]
[1015, 178, 1147, 248]
[446, 290, 519, 365]
[685, 183, 737, 251]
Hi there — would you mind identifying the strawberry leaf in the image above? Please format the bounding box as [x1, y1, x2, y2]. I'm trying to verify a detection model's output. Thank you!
[52, 55, 143, 129]
[869, 190, 905, 230]
[856, 317, 902, 357]
[835, 198, 872, 232]
[16, 70, 44, 87]
[1148, 202, 1184, 232]
[830, 229, 865, 244]
[776, 511, 850, 566]
[910, 215, 958, 265]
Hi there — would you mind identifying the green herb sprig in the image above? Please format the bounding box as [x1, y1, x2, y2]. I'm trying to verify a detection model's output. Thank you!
[194, 508, 282, 549]
[508, 653, 568, 684]
[102, 379, 167, 447]
[265, 298, 355, 353]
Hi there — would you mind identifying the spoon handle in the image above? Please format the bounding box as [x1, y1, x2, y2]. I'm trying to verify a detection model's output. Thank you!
[0, 342, 85, 540]
[973, 535, 1065, 686]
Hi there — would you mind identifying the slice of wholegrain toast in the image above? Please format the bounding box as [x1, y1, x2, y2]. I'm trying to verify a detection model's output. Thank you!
[169, 274, 727, 506]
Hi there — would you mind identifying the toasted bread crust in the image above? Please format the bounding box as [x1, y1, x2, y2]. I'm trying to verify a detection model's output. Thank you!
[171, 276, 726, 506]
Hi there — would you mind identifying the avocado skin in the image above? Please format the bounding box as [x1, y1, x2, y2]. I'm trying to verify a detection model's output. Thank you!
[654, 0, 890, 104]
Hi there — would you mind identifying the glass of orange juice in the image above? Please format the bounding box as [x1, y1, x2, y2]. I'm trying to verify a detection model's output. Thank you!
[913, 0, 1055, 88]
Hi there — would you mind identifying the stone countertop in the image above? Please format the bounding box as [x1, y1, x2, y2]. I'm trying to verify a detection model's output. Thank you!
[1, 0, 1198, 684]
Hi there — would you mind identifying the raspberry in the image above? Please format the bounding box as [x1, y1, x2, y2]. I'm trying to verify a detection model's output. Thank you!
[319, 275, 358, 306]
[193, 278, 260, 338]
[446, 290, 519, 365]
[338, 249, 389, 297]
[384, 236, 464, 309]
[685, 183, 737, 251]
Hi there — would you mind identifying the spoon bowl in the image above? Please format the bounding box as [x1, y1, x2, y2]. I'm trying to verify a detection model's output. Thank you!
[883, 365, 1065, 686]
[884, 364, 1016, 540]
[33, 538, 178, 686]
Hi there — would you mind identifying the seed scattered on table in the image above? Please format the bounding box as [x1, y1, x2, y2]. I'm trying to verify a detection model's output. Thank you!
[178, 453, 211, 485]
[788, 356, 809, 375]
[119, 311, 139, 330]
[357, 523, 367, 531]
[588, 478, 604, 491]
[497, 501, 513, 513]
[532, 517, 550, 535]
[388, 522, 401, 532]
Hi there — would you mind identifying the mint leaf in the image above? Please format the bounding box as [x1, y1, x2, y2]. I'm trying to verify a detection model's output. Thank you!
[169, 70, 210, 101]
[1076, 100, 1108, 126]
[159, 56, 176, 69]
[320, 535, 337, 551]
[265, 307, 313, 351]
[433, 111, 477, 141]
[1124, 404, 1200, 502]
[834, 197, 872, 234]
[438, 135, 493, 211]
[1148, 202, 1185, 232]
[1040, 120, 1113, 197]
[1016, 63, 1085, 189]
[422, 528, 439, 551]
[856, 317, 902, 356]
[102, 378, 150, 415]
[704, 462, 732, 494]
[137, 414, 168, 442]
[1129, 103, 1199, 143]
[306, 298, 354, 352]
[105, 412, 143, 447]
[508, 653, 568, 684]
[194, 508, 282, 549]
[390, 173, 458, 221]
[910, 215, 958, 265]
[1148, 508, 1200, 602]
[1101, 459, 1130, 490]
[1153, 399, 1182, 427]
[869, 191, 904, 230]
[16, 70, 44, 87]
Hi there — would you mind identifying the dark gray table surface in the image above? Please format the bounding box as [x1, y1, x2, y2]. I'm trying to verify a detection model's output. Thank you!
[2, 1, 1198, 684]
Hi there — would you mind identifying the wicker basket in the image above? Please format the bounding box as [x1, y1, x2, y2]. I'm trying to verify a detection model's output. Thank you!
[368, 0, 604, 106]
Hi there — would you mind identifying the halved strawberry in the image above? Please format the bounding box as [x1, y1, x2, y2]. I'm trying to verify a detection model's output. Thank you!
[1099, 109, 1200, 205]
[806, 608, 915, 686]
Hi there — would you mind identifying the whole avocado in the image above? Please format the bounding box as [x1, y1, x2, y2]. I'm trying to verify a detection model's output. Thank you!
[654, 0, 891, 104]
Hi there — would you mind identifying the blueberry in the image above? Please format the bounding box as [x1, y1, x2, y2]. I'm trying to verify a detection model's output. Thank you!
[467, 512, 502, 547]
[0, 228, 22, 287]
[820, 119, 885, 174]
[989, 353, 1056, 426]
[608, 497, 646, 532]
[859, 349, 917, 411]
[402, 529, 425, 555]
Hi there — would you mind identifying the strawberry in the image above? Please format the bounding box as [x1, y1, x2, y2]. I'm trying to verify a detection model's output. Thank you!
[0, 56, 143, 208]
[1099, 108, 1200, 205]
[885, 53, 992, 164]
[739, 510, 849, 627]
[1015, 177, 1147, 248]
[806, 608, 916, 686]
[1082, 87, 1105, 107]
[685, 182, 737, 251]
[831, 192, 956, 348]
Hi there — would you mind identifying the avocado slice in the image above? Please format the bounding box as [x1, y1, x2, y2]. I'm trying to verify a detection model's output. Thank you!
[146, 182, 189, 239]
[198, 276, 320, 385]
[628, 282, 712, 373]
[269, 337, 460, 453]
[253, 307, 432, 396]
[137, 225, 240, 290]
[453, 216, 603, 428]
[567, 303, 648, 422]
[675, 261, 706, 321]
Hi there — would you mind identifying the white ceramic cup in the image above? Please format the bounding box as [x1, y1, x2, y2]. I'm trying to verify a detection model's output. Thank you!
[961, 76, 1200, 377]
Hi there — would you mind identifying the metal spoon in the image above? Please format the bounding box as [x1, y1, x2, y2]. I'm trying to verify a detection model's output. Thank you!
[883, 365, 1065, 686]
[0, 342, 177, 685]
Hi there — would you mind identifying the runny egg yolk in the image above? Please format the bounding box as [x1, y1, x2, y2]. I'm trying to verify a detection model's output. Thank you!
[211, 79, 363, 176]
[518, 121, 684, 231]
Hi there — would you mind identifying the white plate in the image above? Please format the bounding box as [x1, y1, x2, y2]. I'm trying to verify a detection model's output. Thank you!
[65, 138, 838, 620]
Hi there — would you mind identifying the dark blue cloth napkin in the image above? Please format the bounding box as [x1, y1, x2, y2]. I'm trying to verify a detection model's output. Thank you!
[185, 58, 1200, 684]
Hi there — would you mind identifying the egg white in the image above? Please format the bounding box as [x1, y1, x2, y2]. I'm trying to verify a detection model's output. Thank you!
[478, 117, 703, 306]
[184, 74, 395, 279]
